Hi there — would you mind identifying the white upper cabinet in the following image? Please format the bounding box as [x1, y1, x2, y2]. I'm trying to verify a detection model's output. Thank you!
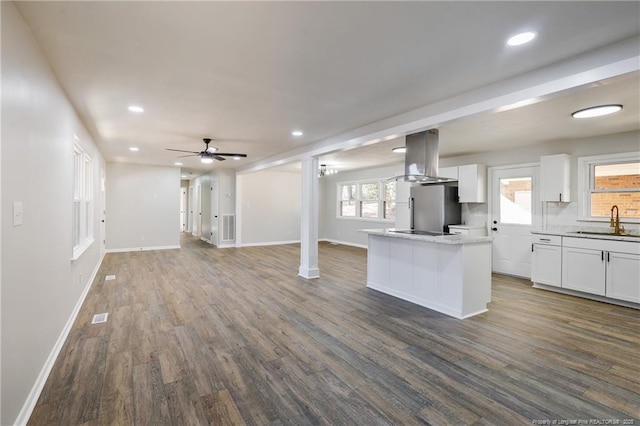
[540, 154, 571, 202]
[458, 164, 487, 203]
[439, 166, 459, 180]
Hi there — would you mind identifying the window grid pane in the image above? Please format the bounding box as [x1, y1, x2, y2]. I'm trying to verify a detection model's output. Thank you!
[384, 201, 396, 220]
[594, 162, 640, 190]
[591, 193, 640, 218]
[360, 183, 379, 200]
[340, 201, 355, 217]
[361, 201, 379, 218]
[499, 177, 532, 225]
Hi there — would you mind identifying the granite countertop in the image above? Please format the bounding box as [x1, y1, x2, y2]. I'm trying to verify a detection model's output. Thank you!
[360, 229, 493, 245]
[532, 229, 640, 243]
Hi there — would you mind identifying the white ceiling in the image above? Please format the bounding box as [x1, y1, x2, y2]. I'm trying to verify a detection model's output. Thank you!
[14, 1, 640, 177]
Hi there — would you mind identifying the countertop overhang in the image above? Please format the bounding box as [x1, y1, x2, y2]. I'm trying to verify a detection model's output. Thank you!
[532, 229, 640, 243]
[360, 228, 493, 245]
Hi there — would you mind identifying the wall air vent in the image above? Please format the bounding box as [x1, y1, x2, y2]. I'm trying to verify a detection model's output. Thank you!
[222, 214, 235, 242]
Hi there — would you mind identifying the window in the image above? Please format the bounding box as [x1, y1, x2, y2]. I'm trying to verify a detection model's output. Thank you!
[337, 180, 394, 221]
[360, 182, 380, 218]
[384, 181, 397, 220]
[499, 177, 532, 225]
[339, 183, 356, 217]
[579, 153, 640, 221]
[72, 141, 94, 259]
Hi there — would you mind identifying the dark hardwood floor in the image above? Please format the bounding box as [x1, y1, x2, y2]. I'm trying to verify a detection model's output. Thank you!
[29, 234, 640, 425]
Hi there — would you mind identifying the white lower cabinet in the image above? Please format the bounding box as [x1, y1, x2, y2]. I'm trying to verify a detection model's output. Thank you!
[606, 251, 640, 303]
[560, 236, 640, 302]
[562, 246, 606, 295]
[532, 244, 562, 287]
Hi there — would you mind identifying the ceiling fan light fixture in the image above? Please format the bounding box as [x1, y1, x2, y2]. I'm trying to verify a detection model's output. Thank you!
[200, 155, 214, 164]
[571, 104, 623, 119]
[392, 146, 406, 153]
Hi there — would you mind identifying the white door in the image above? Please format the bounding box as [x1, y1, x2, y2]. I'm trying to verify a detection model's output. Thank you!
[194, 184, 201, 237]
[180, 188, 187, 232]
[490, 165, 539, 278]
[188, 186, 194, 233]
[100, 172, 106, 256]
[211, 179, 219, 246]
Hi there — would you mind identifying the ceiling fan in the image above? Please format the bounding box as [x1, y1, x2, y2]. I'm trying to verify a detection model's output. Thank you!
[166, 138, 247, 163]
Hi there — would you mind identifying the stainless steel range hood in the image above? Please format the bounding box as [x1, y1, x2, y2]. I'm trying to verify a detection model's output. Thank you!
[390, 129, 455, 183]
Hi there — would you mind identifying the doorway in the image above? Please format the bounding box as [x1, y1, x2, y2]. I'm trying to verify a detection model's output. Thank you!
[180, 187, 187, 232]
[188, 186, 194, 233]
[489, 164, 540, 278]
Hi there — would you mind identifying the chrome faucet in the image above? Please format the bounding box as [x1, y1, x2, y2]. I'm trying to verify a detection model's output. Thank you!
[610, 205, 625, 235]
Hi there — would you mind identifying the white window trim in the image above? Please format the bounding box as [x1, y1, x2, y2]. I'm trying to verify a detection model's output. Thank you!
[577, 151, 640, 223]
[72, 140, 95, 260]
[336, 179, 395, 223]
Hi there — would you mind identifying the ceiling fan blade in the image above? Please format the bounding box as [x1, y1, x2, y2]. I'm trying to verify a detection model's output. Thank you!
[166, 148, 200, 154]
[213, 155, 227, 161]
[214, 153, 247, 158]
[177, 154, 199, 158]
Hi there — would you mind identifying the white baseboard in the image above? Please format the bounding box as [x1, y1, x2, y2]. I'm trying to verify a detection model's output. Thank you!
[238, 240, 300, 248]
[105, 244, 180, 253]
[14, 253, 105, 426]
[320, 238, 368, 249]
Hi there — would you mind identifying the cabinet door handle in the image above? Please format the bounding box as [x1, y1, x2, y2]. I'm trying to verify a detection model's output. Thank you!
[607, 252, 610, 263]
[531, 244, 534, 252]
[601, 251, 604, 261]
[559, 193, 562, 202]
[540, 238, 551, 242]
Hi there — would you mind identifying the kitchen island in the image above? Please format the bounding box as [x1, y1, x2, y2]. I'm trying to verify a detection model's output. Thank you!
[361, 229, 493, 319]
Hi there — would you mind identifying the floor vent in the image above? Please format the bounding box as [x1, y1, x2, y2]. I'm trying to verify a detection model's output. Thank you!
[105, 275, 116, 281]
[91, 313, 108, 324]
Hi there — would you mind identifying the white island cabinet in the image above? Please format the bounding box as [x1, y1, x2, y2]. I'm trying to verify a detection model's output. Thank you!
[363, 230, 493, 319]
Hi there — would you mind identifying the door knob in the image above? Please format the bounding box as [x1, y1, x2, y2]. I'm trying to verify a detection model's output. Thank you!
[492, 227, 498, 231]
[493, 220, 497, 224]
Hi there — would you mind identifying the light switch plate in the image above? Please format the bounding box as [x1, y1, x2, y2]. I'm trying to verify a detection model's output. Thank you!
[13, 202, 23, 226]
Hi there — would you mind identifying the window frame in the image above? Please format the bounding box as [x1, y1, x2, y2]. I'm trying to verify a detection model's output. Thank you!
[577, 152, 640, 223]
[336, 179, 395, 222]
[72, 140, 95, 260]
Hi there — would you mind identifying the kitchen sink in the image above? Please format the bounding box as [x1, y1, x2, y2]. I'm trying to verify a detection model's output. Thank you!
[572, 231, 640, 238]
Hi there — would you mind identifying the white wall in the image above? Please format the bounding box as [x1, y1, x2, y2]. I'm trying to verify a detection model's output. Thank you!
[105, 163, 180, 251]
[1, 3, 105, 424]
[440, 130, 640, 232]
[320, 163, 400, 247]
[239, 170, 301, 245]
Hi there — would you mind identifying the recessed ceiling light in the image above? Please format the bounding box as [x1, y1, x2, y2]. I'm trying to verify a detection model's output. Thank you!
[571, 104, 623, 119]
[392, 147, 406, 153]
[507, 31, 537, 46]
[181, 175, 187, 178]
[292, 130, 303, 137]
[129, 147, 139, 152]
[233, 156, 242, 160]
[174, 162, 183, 166]
[128, 105, 144, 113]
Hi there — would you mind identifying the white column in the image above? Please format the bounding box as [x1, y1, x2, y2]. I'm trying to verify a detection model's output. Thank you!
[299, 156, 320, 279]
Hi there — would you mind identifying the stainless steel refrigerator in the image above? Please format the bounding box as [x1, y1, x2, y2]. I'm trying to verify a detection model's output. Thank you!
[410, 184, 461, 233]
